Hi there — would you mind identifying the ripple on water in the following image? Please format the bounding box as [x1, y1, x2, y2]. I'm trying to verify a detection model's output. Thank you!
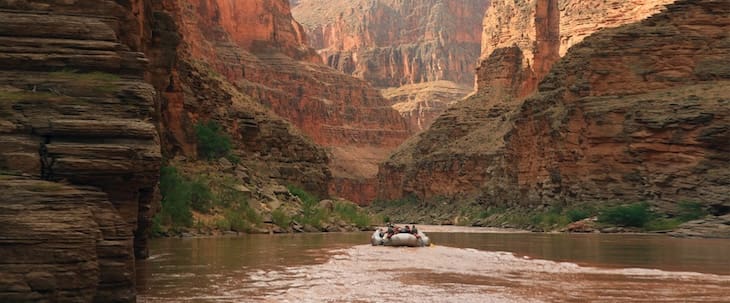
[138, 235, 730, 303]
[236, 245, 730, 303]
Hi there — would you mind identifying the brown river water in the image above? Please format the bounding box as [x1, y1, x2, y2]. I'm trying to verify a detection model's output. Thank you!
[137, 226, 730, 302]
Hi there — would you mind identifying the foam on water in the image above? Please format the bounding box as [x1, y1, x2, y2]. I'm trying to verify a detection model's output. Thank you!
[138, 233, 730, 303]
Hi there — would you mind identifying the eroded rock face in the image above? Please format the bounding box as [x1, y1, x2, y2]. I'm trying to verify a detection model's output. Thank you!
[292, 0, 489, 131]
[378, 0, 728, 214]
[509, 0, 730, 208]
[383, 81, 474, 131]
[192, 0, 319, 62]
[378, 46, 526, 202]
[294, 0, 488, 87]
[0, 1, 161, 301]
[480, 0, 675, 97]
[153, 0, 410, 204]
[0, 179, 136, 302]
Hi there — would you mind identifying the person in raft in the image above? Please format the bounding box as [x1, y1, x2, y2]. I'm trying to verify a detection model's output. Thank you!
[386, 223, 395, 239]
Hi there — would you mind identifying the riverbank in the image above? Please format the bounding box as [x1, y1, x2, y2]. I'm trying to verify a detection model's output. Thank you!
[152, 160, 380, 238]
[370, 199, 730, 239]
[151, 220, 730, 241]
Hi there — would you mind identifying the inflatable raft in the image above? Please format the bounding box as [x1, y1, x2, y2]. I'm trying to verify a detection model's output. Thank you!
[371, 230, 431, 247]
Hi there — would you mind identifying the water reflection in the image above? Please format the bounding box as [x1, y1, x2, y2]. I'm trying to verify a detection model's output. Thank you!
[136, 233, 367, 299]
[429, 233, 730, 274]
[137, 231, 730, 302]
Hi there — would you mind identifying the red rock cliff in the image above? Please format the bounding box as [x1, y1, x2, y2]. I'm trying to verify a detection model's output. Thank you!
[294, 0, 488, 87]
[480, 0, 675, 96]
[378, 0, 728, 216]
[292, 0, 489, 131]
[0, 0, 161, 301]
[508, 0, 730, 209]
[380, 0, 674, 203]
[154, 0, 411, 204]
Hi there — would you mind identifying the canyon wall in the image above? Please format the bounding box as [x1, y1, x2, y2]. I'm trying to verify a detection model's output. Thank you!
[480, 0, 675, 96]
[509, 0, 730, 209]
[154, 0, 411, 204]
[0, 0, 161, 301]
[147, 0, 333, 199]
[378, 0, 729, 213]
[292, 0, 489, 131]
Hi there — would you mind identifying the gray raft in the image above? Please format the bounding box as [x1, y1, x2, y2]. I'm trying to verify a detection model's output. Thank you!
[371, 230, 431, 247]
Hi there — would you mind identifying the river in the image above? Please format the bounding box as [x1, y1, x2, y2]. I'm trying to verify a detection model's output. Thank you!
[136, 226, 730, 302]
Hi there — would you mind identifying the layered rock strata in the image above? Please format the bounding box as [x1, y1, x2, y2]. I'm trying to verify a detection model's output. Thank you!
[174, 59, 333, 197]
[0, 179, 136, 302]
[383, 81, 474, 131]
[155, 0, 411, 204]
[378, 0, 729, 214]
[292, 0, 489, 131]
[480, 0, 676, 97]
[0, 1, 161, 301]
[294, 0, 489, 87]
[509, 0, 730, 208]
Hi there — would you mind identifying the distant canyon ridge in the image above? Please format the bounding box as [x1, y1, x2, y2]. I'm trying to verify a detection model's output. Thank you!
[291, 0, 489, 132]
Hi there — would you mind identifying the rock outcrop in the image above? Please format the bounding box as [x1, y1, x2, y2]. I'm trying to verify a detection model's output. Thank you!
[153, 0, 410, 204]
[508, 0, 730, 209]
[0, 1, 161, 301]
[383, 81, 474, 131]
[480, 0, 675, 97]
[0, 179, 137, 302]
[378, 0, 729, 215]
[292, 0, 489, 131]
[294, 0, 488, 87]
[670, 214, 730, 239]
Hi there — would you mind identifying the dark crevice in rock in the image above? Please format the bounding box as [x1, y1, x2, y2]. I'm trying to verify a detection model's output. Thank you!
[39, 136, 54, 181]
[710, 204, 730, 216]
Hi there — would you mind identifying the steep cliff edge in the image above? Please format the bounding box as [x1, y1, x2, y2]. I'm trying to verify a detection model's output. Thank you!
[0, 1, 161, 301]
[481, 0, 675, 97]
[292, 0, 489, 131]
[378, 0, 728, 220]
[510, 0, 730, 210]
[154, 0, 410, 204]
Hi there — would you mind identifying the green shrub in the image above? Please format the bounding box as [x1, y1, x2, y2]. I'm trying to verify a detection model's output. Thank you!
[566, 208, 592, 222]
[195, 121, 232, 160]
[288, 185, 326, 227]
[529, 207, 571, 230]
[157, 166, 193, 228]
[334, 201, 371, 228]
[189, 177, 213, 213]
[271, 208, 292, 227]
[215, 217, 231, 231]
[156, 167, 216, 229]
[225, 210, 248, 232]
[598, 203, 651, 227]
[225, 154, 241, 165]
[287, 185, 318, 205]
[645, 217, 683, 231]
[243, 205, 262, 226]
[151, 216, 164, 237]
[296, 207, 327, 228]
[677, 201, 707, 222]
[641, 202, 708, 232]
